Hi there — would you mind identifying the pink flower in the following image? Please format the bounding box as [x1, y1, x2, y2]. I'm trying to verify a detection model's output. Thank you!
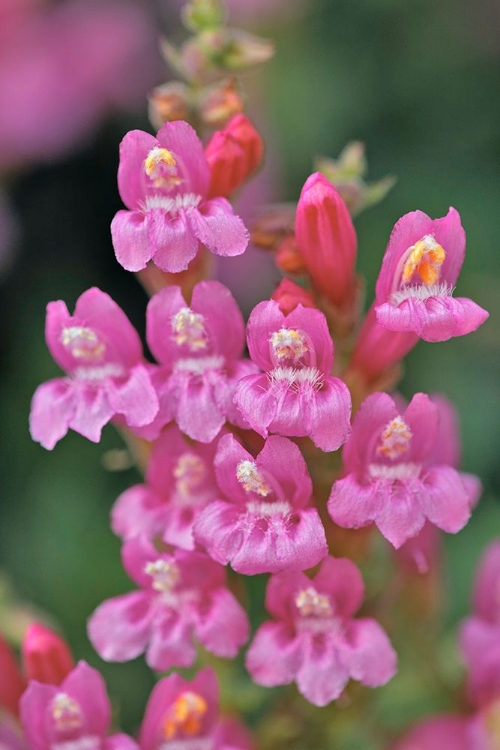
[110, 121, 249, 273]
[193, 434, 327, 574]
[141, 281, 258, 443]
[295, 172, 357, 307]
[0, 634, 25, 717]
[374, 208, 488, 342]
[111, 424, 220, 550]
[393, 715, 470, 750]
[328, 392, 473, 548]
[246, 556, 397, 706]
[234, 300, 352, 451]
[29, 287, 158, 449]
[139, 669, 253, 750]
[0, 718, 27, 750]
[19, 661, 138, 750]
[460, 541, 500, 707]
[88, 537, 249, 672]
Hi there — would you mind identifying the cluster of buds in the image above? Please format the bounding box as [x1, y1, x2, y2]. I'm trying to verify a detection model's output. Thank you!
[10, 0, 491, 747]
[148, 0, 274, 133]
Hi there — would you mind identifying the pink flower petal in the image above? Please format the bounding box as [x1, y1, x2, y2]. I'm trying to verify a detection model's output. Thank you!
[106, 365, 158, 427]
[189, 198, 249, 258]
[295, 631, 351, 706]
[147, 208, 200, 273]
[111, 485, 165, 540]
[87, 592, 152, 662]
[420, 466, 471, 533]
[156, 120, 210, 197]
[195, 588, 249, 658]
[307, 376, 351, 452]
[343, 618, 397, 687]
[233, 373, 277, 437]
[191, 280, 246, 361]
[117, 130, 158, 210]
[29, 378, 75, 450]
[68, 383, 114, 443]
[375, 479, 427, 548]
[111, 210, 152, 272]
[246, 622, 300, 686]
[174, 371, 226, 443]
[145, 612, 196, 672]
[313, 557, 364, 619]
[61, 661, 110, 738]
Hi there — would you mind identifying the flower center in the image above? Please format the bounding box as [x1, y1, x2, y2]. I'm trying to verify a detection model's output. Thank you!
[401, 235, 446, 287]
[377, 416, 412, 460]
[236, 460, 271, 497]
[295, 588, 333, 618]
[171, 308, 208, 352]
[50, 693, 83, 733]
[174, 453, 206, 497]
[61, 327, 105, 361]
[144, 559, 179, 594]
[163, 692, 208, 741]
[144, 147, 180, 189]
[270, 328, 309, 364]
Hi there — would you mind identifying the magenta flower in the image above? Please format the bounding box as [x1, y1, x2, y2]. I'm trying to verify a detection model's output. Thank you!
[139, 669, 253, 750]
[0, 719, 27, 750]
[88, 537, 249, 672]
[110, 120, 249, 273]
[112, 424, 220, 550]
[374, 208, 488, 342]
[234, 300, 351, 451]
[19, 661, 138, 750]
[393, 715, 470, 750]
[141, 281, 258, 443]
[328, 392, 474, 548]
[246, 556, 397, 706]
[460, 541, 500, 708]
[193, 434, 327, 575]
[29, 287, 158, 449]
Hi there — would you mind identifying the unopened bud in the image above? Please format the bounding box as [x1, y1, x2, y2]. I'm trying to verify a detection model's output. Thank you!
[0, 634, 25, 716]
[22, 623, 75, 686]
[204, 28, 274, 72]
[275, 235, 307, 276]
[295, 172, 357, 306]
[200, 78, 244, 129]
[182, 0, 226, 33]
[148, 82, 192, 130]
[272, 278, 316, 315]
[206, 114, 264, 198]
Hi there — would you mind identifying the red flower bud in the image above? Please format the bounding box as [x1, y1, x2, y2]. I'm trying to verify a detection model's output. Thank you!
[295, 172, 357, 306]
[206, 114, 264, 198]
[22, 623, 74, 686]
[0, 634, 25, 716]
[272, 278, 316, 315]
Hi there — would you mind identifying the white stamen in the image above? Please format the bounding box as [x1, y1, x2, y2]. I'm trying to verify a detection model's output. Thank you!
[52, 739, 101, 750]
[236, 460, 271, 496]
[171, 307, 207, 351]
[270, 328, 308, 362]
[246, 500, 291, 517]
[61, 326, 105, 360]
[51, 693, 83, 732]
[143, 193, 201, 213]
[173, 355, 224, 374]
[390, 282, 454, 306]
[295, 587, 333, 618]
[368, 462, 421, 481]
[268, 366, 323, 392]
[144, 559, 179, 593]
[159, 741, 212, 750]
[73, 363, 125, 381]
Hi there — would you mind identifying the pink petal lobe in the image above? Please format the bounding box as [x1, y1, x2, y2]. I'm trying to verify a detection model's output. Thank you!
[193, 500, 244, 566]
[375, 480, 426, 548]
[147, 208, 200, 273]
[189, 198, 249, 257]
[104, 734, 139, 750]
[257, 436, 312, 507]
[295, 632, 350, 706]
[328, 475, 378, 530]
[106, 365, 158, 427]
[111, 485, 164, 541]
[61, 661, 110, 737]
[343, 619, 397, 687]
[29, 378, 74, 450]
[191, 280, 245, 361]
[117, 130, 158, 210]
[420, 466, 471, 533]
[175, 372, 225, 443]
[308, 377, 352, 452]
[87, 592, 152, 662]
[146, 285, 186, 365]
[145, 613, 196, 672]
[195, 588, 249, 657]
[245, 300, 285, 370]
[156, 120, 209, 196]
[472, 541, 500, 622]
[111, 210, 152, 272]
[68, 384, 114, 443]
[233, 373, 277, 437]
[313, 557, 364, 619]
[20, 682, 57, 750]
[246, 622, 300, 686]
[285, 304, 335, 374]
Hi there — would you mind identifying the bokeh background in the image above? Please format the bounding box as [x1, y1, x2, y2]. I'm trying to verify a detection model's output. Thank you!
[0, 0, 499, 738]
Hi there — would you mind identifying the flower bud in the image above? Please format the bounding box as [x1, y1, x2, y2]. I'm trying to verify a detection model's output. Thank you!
[251, 205, 296, 250]
[295, 172, 357, 306]
[148, 82, 192, 130]
[182, 0, 226, 33]
[204, 28, 274, 72]
[200, 78, 244, 128]
[206, 114, 264, 198]
[0, 634, 25, 716]
[272, 278, 316, 315]
[22, 623, 74, 686]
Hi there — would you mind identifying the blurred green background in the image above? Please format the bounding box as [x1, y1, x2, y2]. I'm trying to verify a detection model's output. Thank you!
[0, 0, 499, 740]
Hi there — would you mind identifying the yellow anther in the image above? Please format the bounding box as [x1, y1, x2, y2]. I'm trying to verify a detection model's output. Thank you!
[295, 588, 332, 618]
[402, 235, 446, 286]
[51, 694, 83, 732]
[163, 692, 208, 740]
[377, 416, 412, 460]
[61, 326, 105, 360]
[144, 147, 176, 178]
[270, 328, 308, 362]
[236, 460, 271, 497]
[144, 559, 179, 594]
[171, 308, 207, 351]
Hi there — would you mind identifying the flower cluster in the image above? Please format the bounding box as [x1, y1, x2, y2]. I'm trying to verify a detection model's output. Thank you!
[17, 1, 491, 746]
